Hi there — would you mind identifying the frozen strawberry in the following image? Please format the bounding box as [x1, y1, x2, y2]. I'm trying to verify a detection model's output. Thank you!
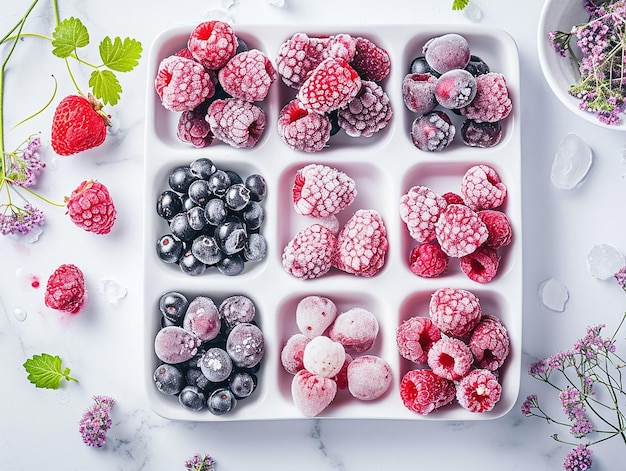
[399, 185, 447, 243]
[461, 165, 508, 211]
[51, 95, 108, 156]
[327, 307, 379, 353]
[402, 73, 437, 115]
[396, 316, 442, 364]
[332, 353, 353, 390]
[292, 164, 357, 218]
[296, 295, 338, 338]
[282, 224, 337, 279]
[303, 336, 346, 378]
[435, 204, 488, 258]
[460, 72, 512, 123]
[291, 369, 337, 417]
[218, 49, 276, 102]
[44, 264, 86, 314]
[399, 369, 456, 415]
[429, 287, 482, 338]
[350, 36, 391, 82]
[278, 100, 332, 152]
[460, 246, 500, 284]
[347, 355, 392, 401]
[477, 209, 513, 248]
[456, 369, 502, 413]
[206, 98, 265, 148]
[469, 315, 510, 371]
[154, 326, 201, 364]
[334, 209, 388, 277]
[298, 57, 362, 113]
[187, 20, 238, 70]
[154, 56, 214, 112]
[276, 33, 329, 89]
[409, 242, 449, 278]
[281, 333, 310, 374]
[338, 80, 393, 137]
[66, 180, 117, 235]
[427, 337, 474, 381]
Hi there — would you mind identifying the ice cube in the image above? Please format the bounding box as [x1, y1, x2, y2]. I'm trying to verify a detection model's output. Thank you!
[98, 279, 127, 304]
[265, 0, 285, 6]
[462, 2, 483, 22]
[539, 278, 569, 312]
[551, 133, 593, 190]
[14, 308, 27, 322]
[587, 244, 626, 280]
[24, 227, 43, 243]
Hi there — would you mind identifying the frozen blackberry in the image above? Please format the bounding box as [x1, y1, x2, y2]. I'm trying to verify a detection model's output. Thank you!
[434, 69, 477, 109]
[402, 73, 437, 115]
[157, 234, 184, 264]
[337, 80, 393, 137]
[461, 119, 502, 147]
[410, 111, 455, 152]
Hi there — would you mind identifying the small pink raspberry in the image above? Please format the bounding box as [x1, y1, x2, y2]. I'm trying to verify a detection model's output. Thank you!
[218, 49, 276, 102]
[154, 55, 214, 112]
[298, 57, 362, 113]
[396, 316, 442, 364]
[66, 180, 117, 235]
[350, 36, 391, 82]
[456, 369, 502, 413]
[292, 164, 357, 218]
[44, 264, 86, 314]
[461, 165, 507, 211]
[338, 80, 393, 137]
[276, 33, 329, 88]
[402, 73, 437, 115]
[177, 105, 214, 148]
[427, 337, 474, 381]
[187, 20, 238, 70]
[282, 224, 337, 279]
[477, 210, 513, 248]
[399, 185, 448, 243]
[429, 287, 482, 338]
[277, 99, 332, 152]
[322, 34, 357, 62]
[333, 209, 388, 277]
[460, 72, 512, 123]
[459, 246, 500, 284]
[399, 369, 456, 415]
[206, 98, 265, 148]
[409, 242, 449, 278]
[435, 204, 488, 258]
[469, 315, 510, 371]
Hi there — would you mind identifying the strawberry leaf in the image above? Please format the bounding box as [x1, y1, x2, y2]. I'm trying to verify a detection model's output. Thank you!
[23, 353, 78, 389]
[99, 36, 143, 73]
[89, 69, 122, 105]
[452, 0, 470, 10]
[52, 17, 90, 58]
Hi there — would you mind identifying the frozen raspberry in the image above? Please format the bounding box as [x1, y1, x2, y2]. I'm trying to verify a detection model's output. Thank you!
[435, 204, 488, 258]
[44, 264, 86, 314]
[276, 33, 329, 89]
[338, 80, 393, 137]
[460, 72, 512, 123]
[409, 242, 449, 278]
[347, 355, 392, 401]
[66, 180, 117, 235]
[434, 69, 477, 109]
[155, 55, 214, 112]
[461, 165, 507, 211]
[292, 164, 357, 218]
[303, 336, 346, 378]
[328, 307, 379, 353]
[333, 353, 353, 389]
[410, 110, 455, 152]
[175, 47, 195, 61]
[423, 33, 471, 74]
[187, 20, 238, 70]
[281, 333, 310, 374]
[402, 73, 437, 115]
[461, 119, 502, 147]
[278, 100, 332, 152]
[429, 287, 482, 338]
[477, 210, 513, 248]
[218, 49, 276, 102]
[427, 337, 474, 381]
[177, 104, 214, 148]
[282, 224, 337, 279]
[396, 316, 442, 364]
[313, 214, 340, 234]
[442, 192, 464, 205]
[399, 185, 447, 243]
[399, 369, 456, 415]
[291, 369, 337, 417]
[456, 369, 502, 413]
[206, 98, 265, 148]
[322, 34, 357, 62]
[296, 295, 338, 338]
[298, 57, 362, 113]
[350, 36, 391, 82]
[334, 209, 388, 277]
[460, 246, 500, 284]
[469, 315, 510, 371]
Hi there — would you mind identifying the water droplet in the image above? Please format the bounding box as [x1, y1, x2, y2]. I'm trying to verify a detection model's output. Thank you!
[587, 244, 625, 280]
[24, 226, 43, 243]
[461, 2, 483, 21]
[14, 308, 27, 321]
[539, 278, 569, 312]
[98, 279, 128, 304]
[551, 133, 593, 190]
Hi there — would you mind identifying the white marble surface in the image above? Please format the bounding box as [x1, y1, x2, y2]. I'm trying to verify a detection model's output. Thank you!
[1, 0, 626, 469]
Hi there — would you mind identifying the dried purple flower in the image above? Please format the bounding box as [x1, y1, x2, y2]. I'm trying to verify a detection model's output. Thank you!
[184, 453, 215, 471]
[563, 444, 593, 471]
[78, 395, 115, 447]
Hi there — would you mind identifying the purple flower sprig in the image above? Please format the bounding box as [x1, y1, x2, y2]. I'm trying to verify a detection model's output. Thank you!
[184, 453, 215, 471]
[78, 395, 115, 447]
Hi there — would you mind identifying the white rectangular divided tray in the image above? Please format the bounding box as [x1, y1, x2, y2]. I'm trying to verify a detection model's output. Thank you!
[143, 23, 521, 421]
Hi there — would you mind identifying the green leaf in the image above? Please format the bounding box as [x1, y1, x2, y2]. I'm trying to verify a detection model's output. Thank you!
[89, 69, 122, 105]
[51, 17, 90, 58]
[99, 36, 143, 72]
[23, 353, 78, 389]
[452, 0, 470, 10]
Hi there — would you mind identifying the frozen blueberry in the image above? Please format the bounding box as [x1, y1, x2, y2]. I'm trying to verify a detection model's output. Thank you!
[244, 174, 267, 202]
[189, 157, 216, 179]
[204, 198, 227, 226]
[242, 201, 264, 231]
[199, 347, 233, 383]
[207, 170, 231, 196]
[179, 249, 207, 276]
[243, 233, 267, 262]
[191, 234, 224, 265]
[465, 55, 490, 76]
[169, 212, 197, 241]
[186, 367, 211, 391]
[153, 363, 185, 395]
[215, 216, 247, 255]
[219, 295, 256, 327]
[169, 165, 197, 193]
[409, 55, 440, 77]
[207, 387, 237, 415]
[187, 206, 208, 231]
[180, 193, 197, 211]
[156, 190, 183, 220]
[159, 291, 189, 323]
[229, 371, 256, 399]
[224, 183, 251, 211]
[225, 170, 244, 186]
[188, 179, 213, 206]
[461, 119, 502, 147]
[217, 253, 245, 276]
[156, 234, 183, 264]
[179, 385, 206, 411]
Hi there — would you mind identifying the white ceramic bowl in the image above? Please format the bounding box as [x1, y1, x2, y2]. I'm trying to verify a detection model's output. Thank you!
[537, 0, 626, 130]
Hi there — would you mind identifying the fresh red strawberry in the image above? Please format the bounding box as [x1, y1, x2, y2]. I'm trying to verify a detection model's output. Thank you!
[66, 180, 117, 234]
[44, 264, 86, 314]
[51, 94, 109, 156]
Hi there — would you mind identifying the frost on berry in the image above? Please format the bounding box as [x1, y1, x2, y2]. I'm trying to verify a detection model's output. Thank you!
[399, 185, 447, 243]
[461, 120, 502, 148]
[155, 56, 214, 112]
[460, 165, 507, 211]
[396, 316, 442, 364]
[338, 80, 393, 137]
[434, 69, 477, 109]
[177, 105, 214, 148]
[206, 98, 266, 148]
[350, 36, 391, 82]
[477, 210, 512, 248]
[410, 111, 455, 152]
[459, 245, 500, 284]
[435, 204, 488, 258]
[423, 33, 471, 74]
[333, 209, 388, 277]
[44, 264, 86, 314]
[276, 33, 329, 89]
[427, 337, 473, 381]
[456, 369, 502, 413]
[399, 369, 456, 415]
[402, 73, 437, 115]
[292, 164, 356, 218]
[469, 315, 510, 371]
[66, 180, 117, 235]
[187, 20, 238, 70]
[218, 49, 276, 102]
[282, 224, 338, 280]
[278, 99, 332, 152]
[460, 72, 512, 123]
[429, 287, 482, 338]
[409, 242, 449, 278]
